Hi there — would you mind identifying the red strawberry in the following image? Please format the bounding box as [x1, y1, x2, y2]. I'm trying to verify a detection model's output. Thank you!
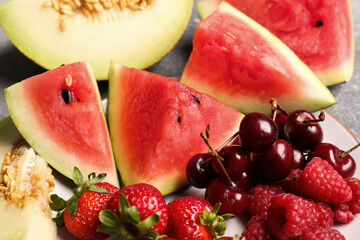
[291, 157, 352, 204]
[106, 183, 168, 234]
[50, 167, 119, 240]
[64, 182, 118, 240]
[166, 196, 232, 240]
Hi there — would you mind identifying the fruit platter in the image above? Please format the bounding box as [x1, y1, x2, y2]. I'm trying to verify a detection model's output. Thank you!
[0, 0, 360, 239]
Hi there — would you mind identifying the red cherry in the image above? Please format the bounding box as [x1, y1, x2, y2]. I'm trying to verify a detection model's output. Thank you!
[186, 153, 218, 188]
[205, 177, 248, 216]
[284, 110, 324, 152]
[308, 143, 356, 178]
[239, 112, 279, 153]
[292, 147, 306, 170]
[251, 139, 293, 182]
[212, 145, 249, 178]
[275, 112, 288, 139]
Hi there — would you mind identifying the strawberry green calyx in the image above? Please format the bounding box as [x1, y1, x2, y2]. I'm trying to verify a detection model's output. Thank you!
[98, 193, 164, 240]
[50, 167, 109, 226]
[199, 203, 233, 237]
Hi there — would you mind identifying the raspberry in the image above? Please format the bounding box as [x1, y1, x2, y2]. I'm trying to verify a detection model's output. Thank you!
[266, 193, 332, 240]
[291, 157, 352, 204]
[345, 177, 360, 214]
[314, 201, 334, 227]
[241, 215, 275, 240]
[298, 227, 345, 240]
[246, 184, 284, 219]
[331, 203, 354, 224]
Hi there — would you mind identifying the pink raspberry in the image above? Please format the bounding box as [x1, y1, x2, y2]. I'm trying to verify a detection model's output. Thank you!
[345, 177, 360, 214]
[291, 157, 352, 204]
[241, 215, 275, 240]
[266, 193, 332, 240]
[298, 227, 345, 240]
[246, 184, 284, 219]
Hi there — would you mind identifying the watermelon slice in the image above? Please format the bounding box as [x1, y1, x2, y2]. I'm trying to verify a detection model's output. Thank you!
[4, 62, 119, 187]
[181, 2, 336, 115]
[108, 64, 243, 195]
[197, 0, 354, 86]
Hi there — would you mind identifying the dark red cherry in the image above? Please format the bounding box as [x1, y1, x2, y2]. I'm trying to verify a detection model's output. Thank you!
[205, 177, 248, 215]
[284, 110, 323, 152]
[292, 147, 306, 170]
[186, 153, 218, 188]
[251, 139, 293, 182]
[212, 145, 249, 178]
[275, 112, 288, 139]
[308, 143, 356, 178]
[239, 112, 279, 153]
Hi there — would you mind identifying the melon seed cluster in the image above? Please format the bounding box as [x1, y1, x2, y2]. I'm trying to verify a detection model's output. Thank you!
[0, 144, 55, 212]
[42, 0, 153, 31]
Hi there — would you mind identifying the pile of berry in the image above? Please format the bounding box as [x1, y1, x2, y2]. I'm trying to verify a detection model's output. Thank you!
[186, 99, 360, 240]
[50, 167, 233, 240]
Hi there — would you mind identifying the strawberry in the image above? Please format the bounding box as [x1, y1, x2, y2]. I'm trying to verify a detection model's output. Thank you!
[50, 167, 119, 240]
[166, 196, 232, 240]
[100, 183, 168, 238]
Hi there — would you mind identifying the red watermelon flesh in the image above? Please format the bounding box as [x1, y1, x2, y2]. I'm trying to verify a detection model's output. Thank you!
[181, 2, 336, 115]
[197, 0, 354, 86]
[4, 62, 119, 187]
[108, 64, 243, 195]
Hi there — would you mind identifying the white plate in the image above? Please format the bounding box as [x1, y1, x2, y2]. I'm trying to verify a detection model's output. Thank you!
[54, 110, 360, 239]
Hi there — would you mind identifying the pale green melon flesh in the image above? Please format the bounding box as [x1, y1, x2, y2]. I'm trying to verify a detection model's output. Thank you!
[0, 0, 193, 80]
[0, 117, 56, 240]
[0, 200, 56, 240]
[181, 2, 336, 115]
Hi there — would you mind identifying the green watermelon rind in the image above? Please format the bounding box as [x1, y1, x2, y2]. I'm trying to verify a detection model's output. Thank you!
[182, 1, 336, 115]
[3, 62, 120, 187]
[196, 0, 355, 86]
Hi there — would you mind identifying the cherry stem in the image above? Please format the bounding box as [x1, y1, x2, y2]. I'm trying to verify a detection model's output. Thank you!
[200, 125, 234, 187]
[339, 143, 360, 159]
[303, 111, 325, 123]
[270, 98, 289, 121]
[215, 131, 239, 152]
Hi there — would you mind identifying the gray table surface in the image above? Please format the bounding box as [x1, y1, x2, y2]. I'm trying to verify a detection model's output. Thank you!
[0, 0, 359, 140]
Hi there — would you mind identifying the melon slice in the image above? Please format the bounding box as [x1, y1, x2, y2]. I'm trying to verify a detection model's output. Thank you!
[180, 2, 336, 115]
[4, 62, 119, 187]
[0, 117, 56, 240]
[108, 64, 243, 195]
[197, 0, 354, 86]
[0, 0, 193, 80]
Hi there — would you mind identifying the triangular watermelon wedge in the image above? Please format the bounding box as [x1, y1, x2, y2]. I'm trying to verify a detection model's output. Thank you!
[107, 64, 243, 195]
[181, 2, 336, 115]
[197, 0, 354, 86]
[4, 62, 119, 187]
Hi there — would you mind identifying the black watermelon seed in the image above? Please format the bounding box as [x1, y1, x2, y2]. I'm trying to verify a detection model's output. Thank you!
[177, 116, 182, 123]
[61, 89, 72, 104]
[315, 20, 323, 27]
[191, 94, 201, 105]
